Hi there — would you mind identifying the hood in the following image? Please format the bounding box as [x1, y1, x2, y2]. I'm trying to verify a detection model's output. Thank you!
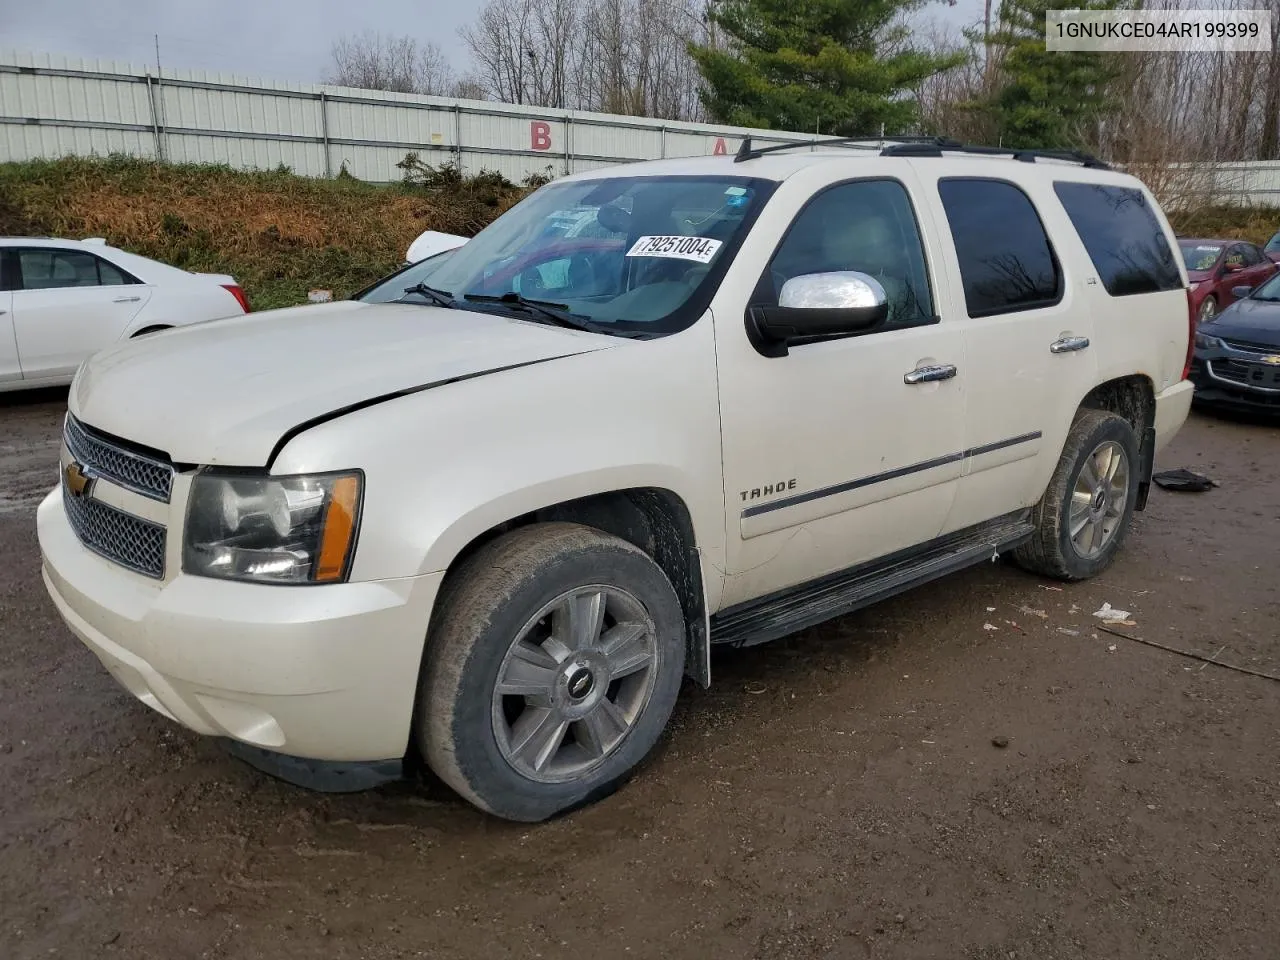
[70, 299, 615, 467]
[1201, 296, 1280, 348]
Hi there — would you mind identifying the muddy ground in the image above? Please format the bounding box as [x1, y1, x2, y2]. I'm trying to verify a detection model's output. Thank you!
[1, 390, 1277, 960]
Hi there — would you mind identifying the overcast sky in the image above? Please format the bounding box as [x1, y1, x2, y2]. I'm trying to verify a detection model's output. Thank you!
[2, 0, 987, 86]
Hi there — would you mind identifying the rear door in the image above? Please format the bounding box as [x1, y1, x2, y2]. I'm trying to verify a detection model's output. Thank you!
[1237, 242, 1278, 295]
[923, 173, 1099, 534]
[10, 247, 152, 380]
[0, 250, 18, 383]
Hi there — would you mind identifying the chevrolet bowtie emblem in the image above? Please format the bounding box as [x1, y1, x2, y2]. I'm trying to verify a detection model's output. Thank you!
[1263, 355, 1280, 365]
[64, 461, 93, 498]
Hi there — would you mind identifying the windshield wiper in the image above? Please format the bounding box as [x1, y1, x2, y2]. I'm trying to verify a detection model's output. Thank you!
[463, 291, 602, 334]
[401, 282, 456, 308]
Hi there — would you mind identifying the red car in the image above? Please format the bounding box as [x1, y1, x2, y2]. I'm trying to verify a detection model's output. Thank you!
[1180, 237, 1280, 321]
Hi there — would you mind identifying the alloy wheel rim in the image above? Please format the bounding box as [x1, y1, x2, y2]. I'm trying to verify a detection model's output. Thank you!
[491, 585, 659, 784]
[1068, 440, 1130, 559]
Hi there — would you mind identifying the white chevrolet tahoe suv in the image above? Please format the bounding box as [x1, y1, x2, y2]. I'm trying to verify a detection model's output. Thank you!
[37, 138, 1196, 822]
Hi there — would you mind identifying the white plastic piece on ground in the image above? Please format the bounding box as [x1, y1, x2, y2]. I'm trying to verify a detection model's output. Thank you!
[1092, 602, 1134, 623]
[406, 230, 468, 264]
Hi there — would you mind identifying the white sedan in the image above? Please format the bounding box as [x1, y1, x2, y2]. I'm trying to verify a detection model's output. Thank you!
[0, 237, 249, 392]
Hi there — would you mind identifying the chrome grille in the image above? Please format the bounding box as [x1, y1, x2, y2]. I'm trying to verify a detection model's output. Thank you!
[64, 415, 173, 502]
[62, 482, 166, 579]
[1210, 359, 1280, 390]
[1221, 337, 1280, 358]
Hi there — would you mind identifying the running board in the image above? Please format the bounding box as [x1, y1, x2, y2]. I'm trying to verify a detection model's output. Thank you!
[710, 512, 1035, 649]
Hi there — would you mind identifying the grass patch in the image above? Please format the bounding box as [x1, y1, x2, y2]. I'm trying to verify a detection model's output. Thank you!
[0, 154, 532, 310]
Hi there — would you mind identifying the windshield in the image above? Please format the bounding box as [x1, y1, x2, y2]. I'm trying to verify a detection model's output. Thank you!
[383, 174, 774, 336]
[1179, 242, 1223, 272]
[1265, 232, 1280, 253]
[1247, 270, 1280, 301]
[355, 248, 460, 303]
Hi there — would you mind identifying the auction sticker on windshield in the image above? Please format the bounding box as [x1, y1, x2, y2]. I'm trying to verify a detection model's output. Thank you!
[626, 235, 723, 263]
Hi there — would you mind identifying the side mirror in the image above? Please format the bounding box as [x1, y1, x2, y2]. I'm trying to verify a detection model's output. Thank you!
[746, 271, 889, 357]
[1231, 284, 1254, 300]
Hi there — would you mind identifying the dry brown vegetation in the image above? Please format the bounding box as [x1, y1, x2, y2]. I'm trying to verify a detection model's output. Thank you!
[0, 156, 530, 310]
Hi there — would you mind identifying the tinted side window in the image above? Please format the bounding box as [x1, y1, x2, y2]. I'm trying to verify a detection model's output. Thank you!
[762, 178, 935, 331]
[937, 179, 1061, 317]
[1052, 182, 1182, 296]
[1238, 243, 1264, 267]
[96, 258, 132, 286]
[18, 249, 108, 290]
[1266, 232, 1280, 254]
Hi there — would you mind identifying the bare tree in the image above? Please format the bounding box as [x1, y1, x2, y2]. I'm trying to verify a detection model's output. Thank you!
[460, 0, 710, 120]
[327, 31, 454, 95]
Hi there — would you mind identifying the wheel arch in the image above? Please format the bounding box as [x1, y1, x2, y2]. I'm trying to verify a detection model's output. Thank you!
[437, 486, 712, 689]
[1076, 373, 1157, 509]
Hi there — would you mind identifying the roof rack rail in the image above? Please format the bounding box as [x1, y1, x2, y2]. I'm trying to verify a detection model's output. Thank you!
[734, 134, 952, 163]
[733, 134, 1110, 170]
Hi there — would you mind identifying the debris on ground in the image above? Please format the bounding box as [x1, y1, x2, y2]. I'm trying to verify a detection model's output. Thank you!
[1019, 606, 1049, 620]
[1108, 644, 1118, 652]
[1039, 585, 1064, 592]
[986, 606, 997, 612]
[1153, 468, 1218, 492]
[1093, 602, 1136, 626]
[991, 736, 1010, 748]
[1057, 627, 1081, 637]
[983, 623, 999, 632]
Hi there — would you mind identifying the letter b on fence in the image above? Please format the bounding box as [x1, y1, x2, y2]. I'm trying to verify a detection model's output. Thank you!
[531, 121, 552, 151]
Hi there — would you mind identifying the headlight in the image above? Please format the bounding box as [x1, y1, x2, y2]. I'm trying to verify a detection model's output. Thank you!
[183, 471, 362, 584]
[1194, 333, 1224, 350]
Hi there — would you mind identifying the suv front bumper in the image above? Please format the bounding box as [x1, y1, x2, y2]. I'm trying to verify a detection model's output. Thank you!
[38, 487, 443, 764]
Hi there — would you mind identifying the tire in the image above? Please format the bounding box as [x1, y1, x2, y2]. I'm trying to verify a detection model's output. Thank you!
[1198, 295, 1217, 322]
[419, 522, 686, 822]
[1013, 409, 1140, 581]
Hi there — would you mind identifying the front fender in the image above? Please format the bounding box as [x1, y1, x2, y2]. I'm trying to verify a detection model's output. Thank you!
[271, 320, 728, 609]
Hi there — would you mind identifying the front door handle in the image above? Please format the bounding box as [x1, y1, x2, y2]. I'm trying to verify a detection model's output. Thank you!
[1050, 336, 1090, 354]
[112, 296, 142, 303]
[904, 363, 957, 384]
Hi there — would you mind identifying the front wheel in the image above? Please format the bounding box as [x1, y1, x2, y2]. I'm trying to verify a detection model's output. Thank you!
[1013, 409, 1140, 581]
[419, 522, 686, 822]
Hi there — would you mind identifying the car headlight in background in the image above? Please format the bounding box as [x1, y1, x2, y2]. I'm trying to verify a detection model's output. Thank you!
[183, 471, 362, 584]
[1194, 333, 1225, 350]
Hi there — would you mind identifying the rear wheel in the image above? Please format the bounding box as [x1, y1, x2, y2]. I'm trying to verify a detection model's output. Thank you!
[1014, 409, 1140, 581]
[419, 522, 686, 822]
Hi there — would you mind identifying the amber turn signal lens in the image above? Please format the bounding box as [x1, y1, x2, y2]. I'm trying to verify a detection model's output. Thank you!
[314, 474, 361, 582]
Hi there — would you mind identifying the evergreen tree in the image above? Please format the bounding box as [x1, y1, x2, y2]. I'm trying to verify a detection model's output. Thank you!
[689, 0, 968, 136]
[982, 0, 1129, 149]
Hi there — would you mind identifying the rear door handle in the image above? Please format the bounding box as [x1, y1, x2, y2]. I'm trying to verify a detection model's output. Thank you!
[113, 296, 142, 303]
[1050, 336, 1090, 354]
[904, 363, 957, 384]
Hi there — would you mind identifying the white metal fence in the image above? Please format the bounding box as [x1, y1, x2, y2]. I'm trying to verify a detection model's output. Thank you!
[0, 50, 824, 184]
[2, 50, 1279, 205]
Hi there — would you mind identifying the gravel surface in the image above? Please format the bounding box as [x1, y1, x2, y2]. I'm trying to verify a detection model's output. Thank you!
[1, 388, 1277, 960]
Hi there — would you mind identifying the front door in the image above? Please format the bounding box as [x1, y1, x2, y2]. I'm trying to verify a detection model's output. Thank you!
[713, 171, 968, 607]
[11, 247, 151, 380]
